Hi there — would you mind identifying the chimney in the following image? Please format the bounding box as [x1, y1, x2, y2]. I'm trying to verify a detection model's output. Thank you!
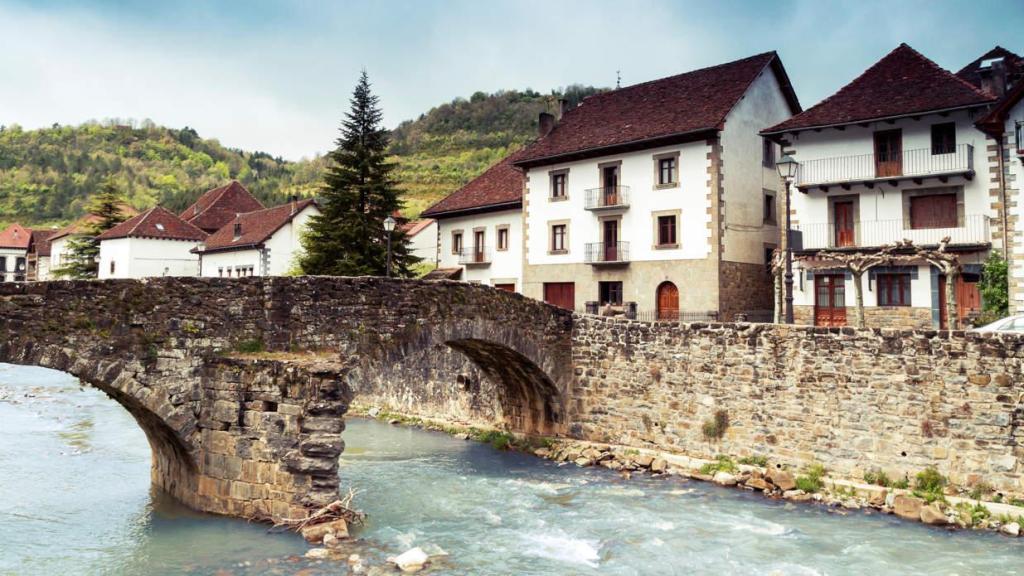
[538, 112, 556, 138]
[289, 194, 299, 215]
[557, 98, 569, 120]
[979, 58, 1008, 97]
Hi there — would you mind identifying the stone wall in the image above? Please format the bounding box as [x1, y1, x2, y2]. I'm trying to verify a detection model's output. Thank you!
[719, 260, 774, 321]
[570, 317, 1024, 495]
[794, 305, 934, 329]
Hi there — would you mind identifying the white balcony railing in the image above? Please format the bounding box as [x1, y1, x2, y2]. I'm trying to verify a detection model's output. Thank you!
[458, 246, 491, 266]
[796, 144, 974, 187]
[793, 214, 990, 250]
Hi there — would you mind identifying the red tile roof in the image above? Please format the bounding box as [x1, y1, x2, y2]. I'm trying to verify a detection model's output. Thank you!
[47, 204, 140, 242]
[956, 46, 1024, 93]
[514, 52, 799, 167]
[0, 223, 34, 250]
[765, 44, 995, 134]
[399, 218, 435, 237]
[421, 149, 527, 217]
[199, 199, 317, 253]
[29, 229, 54, 257]
[180, 181, 265, 233]
[96, 206, 208, 242]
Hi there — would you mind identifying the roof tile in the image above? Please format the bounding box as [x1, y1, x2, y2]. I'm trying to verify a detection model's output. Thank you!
[181, 181, 265, 233]
[422, 150, 527, 216]
[96, 206, 208, 241]
[200, 199, 317, 252]
[0, 223, 34, 250]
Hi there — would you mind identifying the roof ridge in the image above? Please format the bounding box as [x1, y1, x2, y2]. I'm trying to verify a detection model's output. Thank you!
[126, 206, 156, 238]
[898, 43, 995, 99]
[589, 51, 776, 99]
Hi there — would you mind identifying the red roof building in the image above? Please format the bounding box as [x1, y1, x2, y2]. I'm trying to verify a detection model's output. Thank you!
[515, 52, 799, 167]
[0, 223, 34, 250]
[180, 181, 265, 233]
[97, 206, 209, 242]
[422, 149, 528, 218]
[764, 44, 994, 135]
[198, 198, 317, 254]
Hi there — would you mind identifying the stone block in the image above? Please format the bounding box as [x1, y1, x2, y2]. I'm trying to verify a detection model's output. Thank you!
[893, 495, 924, 520]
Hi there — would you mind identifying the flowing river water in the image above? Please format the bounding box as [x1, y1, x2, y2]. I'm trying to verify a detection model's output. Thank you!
[1, 364, 1022, 575]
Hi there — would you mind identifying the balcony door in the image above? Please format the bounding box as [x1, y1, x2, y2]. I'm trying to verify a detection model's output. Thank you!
[833, 201, 856, 248]
[473, 230, 485, 263]
[603, 220, 619, 262]
[602, 165, 619, 206]
[814, 274, 847, 327]
[874, 129, 902, 177]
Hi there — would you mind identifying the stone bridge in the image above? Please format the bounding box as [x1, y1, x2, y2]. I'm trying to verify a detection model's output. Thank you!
[3, 276, 1024, 524]
[0, 277, 573, 522]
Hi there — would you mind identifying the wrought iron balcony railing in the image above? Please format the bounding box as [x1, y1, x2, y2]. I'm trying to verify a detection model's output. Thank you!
[796, 144, 974, 187]
[458, 246, 491, 265]
[584, 186, 630, 210]
[793, 214, 990, 250]
[584, 241, 630, 264]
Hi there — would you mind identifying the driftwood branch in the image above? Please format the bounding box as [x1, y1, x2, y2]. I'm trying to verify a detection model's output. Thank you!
[272, 487, 366, 532]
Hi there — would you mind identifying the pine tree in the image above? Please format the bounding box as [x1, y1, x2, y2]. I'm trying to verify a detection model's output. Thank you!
[299, 71, 419, 277]
[52, 179, 128, 279]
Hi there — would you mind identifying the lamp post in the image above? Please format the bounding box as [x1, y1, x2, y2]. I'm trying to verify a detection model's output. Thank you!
[383, 215, 396, 278]
[776, 154, 799, 324]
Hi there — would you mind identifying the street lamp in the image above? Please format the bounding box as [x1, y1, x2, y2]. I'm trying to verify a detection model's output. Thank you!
[383, 215, 396, 278]
[776, 153, 799, 325]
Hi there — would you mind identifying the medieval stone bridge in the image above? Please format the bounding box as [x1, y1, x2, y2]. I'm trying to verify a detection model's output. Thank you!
[0, 277, 573, 522]
[3, 276, 1023, 524]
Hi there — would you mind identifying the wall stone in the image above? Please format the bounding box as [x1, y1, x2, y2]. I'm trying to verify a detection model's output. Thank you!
[570, 317, 1024, 495]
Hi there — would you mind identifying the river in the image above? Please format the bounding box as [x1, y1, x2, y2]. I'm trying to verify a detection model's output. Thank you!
[1, 364, 1021, 575]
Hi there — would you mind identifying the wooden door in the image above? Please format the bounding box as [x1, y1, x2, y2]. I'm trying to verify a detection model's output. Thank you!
[814, 274, 847, 326]
[603, 220, 618, 262]
[543, 282, 575, 310]
[833, 201, 855, 247]
[874, 130, 902, 177]
[494, 283, 515, 292]
[939, 275, 982, 329]
[657, 281, 679, 320]
[603, 165, 619, 205]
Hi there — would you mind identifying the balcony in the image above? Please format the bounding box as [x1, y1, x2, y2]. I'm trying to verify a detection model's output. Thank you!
[584, 186, 630, 211]
[796, 144, 974, 189]
[793, 214, 990, 251]
[458, 246, 491, 266]
[584, 241, 630, 265]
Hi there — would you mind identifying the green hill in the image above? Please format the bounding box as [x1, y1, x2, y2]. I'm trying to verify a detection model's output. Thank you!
[0, 85, 603, 229]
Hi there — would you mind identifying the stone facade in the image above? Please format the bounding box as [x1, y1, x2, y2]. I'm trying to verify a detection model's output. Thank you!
[794, 305, 934, 329]
[571, 317, 1024, 495]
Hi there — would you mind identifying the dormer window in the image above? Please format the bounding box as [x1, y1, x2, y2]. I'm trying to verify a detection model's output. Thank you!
[156, 223, 165, 232]
[233, 222, 242, 239]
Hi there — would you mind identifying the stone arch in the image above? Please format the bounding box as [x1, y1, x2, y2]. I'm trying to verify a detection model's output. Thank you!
[0, 343, 200, 507]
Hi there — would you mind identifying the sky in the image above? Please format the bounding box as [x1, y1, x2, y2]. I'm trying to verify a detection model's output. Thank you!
[1, 0, 1022, 161]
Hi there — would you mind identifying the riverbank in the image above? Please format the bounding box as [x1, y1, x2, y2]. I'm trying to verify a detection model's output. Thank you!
[349, 405, 1024, 539]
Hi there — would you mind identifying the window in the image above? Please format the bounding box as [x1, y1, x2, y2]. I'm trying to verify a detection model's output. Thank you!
[909, 193, 958, 229]
[551, 224, 567, 252]
[931, 123, 956, 155]
[658, 157, 675, 185]
[877, 273, 911, 307]
[0, 256, 6, 272]
[550, 171, 567, 199]
[474, 230, 485, 249]
[496, 226, 509, 251]
[233, 222, 242, 238]
[763, 190, 776, 225]
[762, 138, 776, 167]
[218, 267, 223, 277]
[599, 281, 623, 306]
[1016, 121, 1024, 151]
[451, 231, 463, 254]
[657, 214, 677, 246]
[109, 260, 115, 275]
[653, 153, 679, 188]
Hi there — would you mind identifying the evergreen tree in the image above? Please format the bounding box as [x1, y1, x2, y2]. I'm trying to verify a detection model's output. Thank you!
[52, 179, 129, 279]
[299, 71, 418, 276]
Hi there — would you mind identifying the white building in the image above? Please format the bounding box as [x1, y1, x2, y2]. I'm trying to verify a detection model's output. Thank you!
[513, 52, 800, 319]
[761, 44, 1005, 329]
[195, 199, 318, 277]
[96, 206, 208, 279]
[0, 223, 32, 282]
[400, 218, 438, 268]
[421, 153, 525, 291]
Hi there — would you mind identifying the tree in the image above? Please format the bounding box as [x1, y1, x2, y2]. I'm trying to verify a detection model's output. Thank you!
[769, 248, 786, 324]
[979, 250, 1009, 322]
[299, 71, 419, 277]
[52, 180, 129, 279]
[798, 244, 898, 328]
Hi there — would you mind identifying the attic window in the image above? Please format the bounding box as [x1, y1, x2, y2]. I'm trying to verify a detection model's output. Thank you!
[155, 223, 165, 231]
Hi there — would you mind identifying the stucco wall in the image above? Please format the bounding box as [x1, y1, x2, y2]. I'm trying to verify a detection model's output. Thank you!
[1006, 99, 1024, 313]
[199, 205, 317, 277]
[437, 209, 523, 289]
[407, 220, 438, 266]
[0, 247, 27, 282]
[98, 237, 202, 279]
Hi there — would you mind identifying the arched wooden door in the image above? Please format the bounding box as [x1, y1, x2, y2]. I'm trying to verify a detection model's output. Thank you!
[656, 281, 679, 320]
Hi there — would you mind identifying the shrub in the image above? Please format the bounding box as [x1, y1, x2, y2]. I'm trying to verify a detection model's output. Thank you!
[891, 476, 910, 490]
[698, 455, 737, 475]
[702, 410, 729, 441]
[235, 338, 265, 354]
[474, 430, 514, 451]
[738, 455, 768, 467]
[913, 467, 947, 503]
[864, 468, 891, 487]
[795, 463, 826, 493]
[969, 481, 994, 501]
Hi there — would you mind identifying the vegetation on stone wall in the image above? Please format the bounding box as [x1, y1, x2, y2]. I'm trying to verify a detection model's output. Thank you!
[979, 250, 1010, 323]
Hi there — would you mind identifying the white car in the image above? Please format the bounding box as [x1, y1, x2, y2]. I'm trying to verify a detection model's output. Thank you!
[973, 315, 1024, 333]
